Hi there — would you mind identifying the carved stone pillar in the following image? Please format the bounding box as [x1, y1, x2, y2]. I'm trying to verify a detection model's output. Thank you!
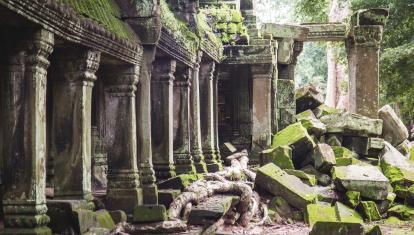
[348, 26, 383, 118]
[50, 49, 100, 208]
[2, 29, 54, 234]
[250, 64, 273, 162]
[212, 69, 222, 161]
[104, 65, 142, 215]
[190, 53, 208, 173]
[271, 41, 279, 135]
[151, 58, 177, 179]
[137, 46, 157, 204]
[173, 68, 195, 175]
[200, 61, 222, 172]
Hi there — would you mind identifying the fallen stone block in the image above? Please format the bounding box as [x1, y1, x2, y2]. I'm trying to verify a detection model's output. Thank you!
[332, 165, 390, 200]
[315, 185, 339, 203]
[220, 142, 238, 159]
[313, 143, 336, 173]
[296, 109, 317, 121]
[285, 169, 317, 186]
[309, 221, 364, 235]
[300, 118, 327, 137]
[344, 191, 360, 208]
[325, 133, 343, 146]
[357, 201, 381, 222]
[109, 210, 127, 224]
[364, 137, 385, 156]
[255, 163, 318, 210]
[133, 204, 167, 223]
[295, 85, 324, 113]
[321, 112, 383, 137]
[332, 146, 358, 159]
[260, 146, 294, 169]
[366, 225, 383, 235]
[313, 104, 342, 119]
[158, 189, 181, 209]
[305, 203, 337, 227]
[379, 105, 409, 146]
[272, 122, 316, 166]
[301, 165, 332, 186]
[336, 157, 361, 166]
[335, 202, 363, 224]
[269, 196, 294, 219]
[376, 192, 396, 214]
[387, 204, 414, 220]
[188, 195, 239, 225]
[157, 174, 204, 191]
[379, 142, 414, 189]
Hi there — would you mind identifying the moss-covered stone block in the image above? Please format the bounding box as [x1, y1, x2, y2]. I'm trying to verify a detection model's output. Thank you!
[332, 165, 390, 200]
[295, 85, 324, 113]
[305, 203, 338, 227]
[188, 195, 238, 225]
[334, 202, 363, 224]
[313, 143, 336, 173]
[376, 192, 396, 214]
[108, 210, 127, 224]
[332, 146, 358, 159]
[255, 163, 318, 210]
[344, 191, 361, 208]
[357, 201, 381, 222]
[133, 204, 167, 223]
[272, 122, 316, 166]
[313, 104, 342, 119]
[285, 169, 317, 186]
[296, 109, 317, 121]
[268, 196, 294, 219]
[366, 225, 383, 235]
[336, 157, 361, 166]
[387, 204, 414, 220]
[94, 210, 116, 230]
[309, 221, 364, 235]
[300, 118, 327, 137]
[320, 112, 383, 137]
[157, 174, 204, 191]
[260, 146, 294, 169]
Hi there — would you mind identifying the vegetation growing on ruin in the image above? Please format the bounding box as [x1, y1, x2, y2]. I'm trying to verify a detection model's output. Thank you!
[57, 0, 135, 39]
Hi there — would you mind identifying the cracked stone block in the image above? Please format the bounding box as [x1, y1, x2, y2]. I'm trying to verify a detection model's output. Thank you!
[313, 143, 336, 173]
[309, 221, 364, 235]
[332, 165, 390, 200]
[272, 122, 316, 166]
[133, 204, 167, 223]
[379, 105, 409, 146]
[260, 146, 294, 169]
[335, 202, 363, 224]
[295, 85, 324, 113]
[188, 195, 239, 225]
[357, 201, 381, 222]
[313, 104, 342, 119]
[255, 163, 318, 210]
[379, 142, 414, 190]
[321, 112, 383, 137]
[285, 169, 317, 186]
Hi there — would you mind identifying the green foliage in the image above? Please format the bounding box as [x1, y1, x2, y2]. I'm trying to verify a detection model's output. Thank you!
[295, 0, 330, 22]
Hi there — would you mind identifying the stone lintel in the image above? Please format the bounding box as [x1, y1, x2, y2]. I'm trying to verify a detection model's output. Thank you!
[301, 23, 347, 42]
[351, 8, 389, 27]
[261, 23, 310, 41]
[222, 45, 275, 65]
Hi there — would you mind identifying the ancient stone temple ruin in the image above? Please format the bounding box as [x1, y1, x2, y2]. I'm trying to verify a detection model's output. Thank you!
[0, 0, 394, 234]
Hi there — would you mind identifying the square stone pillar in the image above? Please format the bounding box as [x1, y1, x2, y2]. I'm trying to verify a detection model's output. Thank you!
[103, 65, 142, 215]
[151, 58, 177, 179]
[348, 26, 383, 118]
[199, 60, 222, 172]
[190, 52, 208, 173]
[250, 64, 273, 161]
[50, 49, 100, 209]
[173, 68, 195, 175]
[1, 29, 54, 234]
[137, 46, 158, 204]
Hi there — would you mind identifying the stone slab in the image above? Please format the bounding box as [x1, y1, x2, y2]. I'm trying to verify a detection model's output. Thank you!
[332, 165, 390, 200]
[255, 163, 318, 210]
[379, 105, 409, 146]
[313, 143, 336, 173]
[357, 201, 381, 222]
[320, 112, 383, 137]
[260, 146, 294, 169]
[285, 169, 317, 186]
[305, 203, 338, 227]
[133, 204, 167, 223]
[188, 195, 239, 225]
[157, 174, 204, 191]
[335, 202, 363, 224]
[379, 142, 414, 187]
[220, 142, 238, 159]
[309, 221, 364, 235]
[295, 85, 324, 113]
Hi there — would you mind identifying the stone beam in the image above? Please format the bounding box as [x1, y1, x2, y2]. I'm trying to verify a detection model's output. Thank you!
[222, 45, 275, 65]
[301, 23, 347, 41]
[261, 23, 309, 41]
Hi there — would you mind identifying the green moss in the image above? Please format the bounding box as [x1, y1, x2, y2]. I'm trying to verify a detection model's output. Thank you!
[380, 161, 406, 185]
[305, 204, 338, 227]
[133, 205, 167, 222]
[57, 0, 135, 39]
[260, 146, 294, 170]
[357, 201, 381, 222]
[285, 169, 317, 186]
[336, 157, 360, 166]
[332, 146, 358, 159]
[94, 210, 115, 230]
[335, 202, 363, 224]
[344, 191, 360, 208]
[272, 122, 315, 148]
[387, 205, 414, 220]
[160, 0, 199, 54]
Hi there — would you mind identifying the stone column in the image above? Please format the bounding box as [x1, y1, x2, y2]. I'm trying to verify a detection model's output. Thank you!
[50, 49, 100, 209]
[137, 46, 157, 204]
[1, 29, 54, 234]
[348, 26, 383, 118]
[190, 52, 208, 173]
[271, 41, 279, 135]
[173, 68, 195, 175]
[250, 64, 273, 161]
[212, 69, 222, 160]
[104, 65, 142, 215]
[151, 58, 177, 179]
[199, 61, 222, 172]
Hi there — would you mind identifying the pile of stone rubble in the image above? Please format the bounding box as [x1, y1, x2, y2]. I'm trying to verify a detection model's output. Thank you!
[122, 85, 414, 235]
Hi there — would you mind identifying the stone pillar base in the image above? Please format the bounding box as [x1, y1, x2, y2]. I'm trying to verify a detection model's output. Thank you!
[174, 153, 196, 175]
[106, 188, 143, 215]
[194, 162, 208, 173]
[0, 227, 51, 235]
[154, 164, 176, 180]
[204, 152, 223, 173]
[141, 185, 158, 204]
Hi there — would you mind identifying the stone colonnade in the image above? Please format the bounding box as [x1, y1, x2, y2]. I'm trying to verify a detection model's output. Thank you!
[0, 27, 223, 233]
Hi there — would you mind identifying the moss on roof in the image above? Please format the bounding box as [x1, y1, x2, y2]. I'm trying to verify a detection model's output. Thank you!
[57, 0, 135, 39]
